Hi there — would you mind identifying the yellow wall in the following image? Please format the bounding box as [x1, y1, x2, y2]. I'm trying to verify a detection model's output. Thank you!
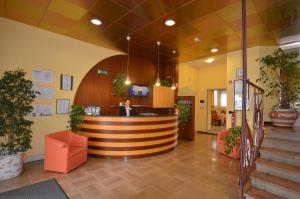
[226, 46, 277, 129]
[178, 46, 278, 133]
[178, 62, 227, 132]
[197, 64, 227, 131]
[0, 17, 120, 160]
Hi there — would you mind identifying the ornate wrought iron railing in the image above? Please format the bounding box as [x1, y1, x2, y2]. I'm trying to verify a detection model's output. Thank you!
[238, 80, 265, 198]
[239, 0, 265, 197]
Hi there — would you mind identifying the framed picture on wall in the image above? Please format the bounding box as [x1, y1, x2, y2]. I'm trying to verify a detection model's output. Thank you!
[56, 99, 70, 114]
[234, 80, 249, 111]
[60, 74, 73, 90]
[236, 68, 243, 78]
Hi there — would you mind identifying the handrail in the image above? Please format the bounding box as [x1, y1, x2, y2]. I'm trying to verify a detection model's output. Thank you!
[239, 81, 265, 198]
[246, 80, 264, 93]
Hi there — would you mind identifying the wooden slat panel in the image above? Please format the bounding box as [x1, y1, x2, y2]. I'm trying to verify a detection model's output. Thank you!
[83, 115, 178, 122]
[87, 141, 177, 156]
[83, 129, 177, 139]
[81, 122, 178, 130]
[88, 134, 177, 147]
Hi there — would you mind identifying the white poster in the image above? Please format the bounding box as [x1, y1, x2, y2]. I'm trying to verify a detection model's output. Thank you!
[32, 105, 53, 117]
[60, 75, 73, 90]
[56, 99, 70, 114]
[32, 69, 53, 83]
[33, 86, 54, 99]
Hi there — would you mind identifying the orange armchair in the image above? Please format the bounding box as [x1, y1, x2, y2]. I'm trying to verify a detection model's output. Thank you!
[44, 130, 88, 173]
[217, 130, 240, 159]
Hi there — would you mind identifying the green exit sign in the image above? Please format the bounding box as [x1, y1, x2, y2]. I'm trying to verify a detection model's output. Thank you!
[97, 69, 108, 75]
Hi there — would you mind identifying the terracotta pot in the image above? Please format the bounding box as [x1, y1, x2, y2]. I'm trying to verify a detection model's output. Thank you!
[0, 152, 23, 180]
[269, 108, 298, 127]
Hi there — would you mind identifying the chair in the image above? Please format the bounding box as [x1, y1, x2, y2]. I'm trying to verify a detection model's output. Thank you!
[44, 130, 87, 173]
[217, 130, 240, 159]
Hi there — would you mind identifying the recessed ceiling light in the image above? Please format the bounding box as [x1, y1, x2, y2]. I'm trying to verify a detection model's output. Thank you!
[194, 37, 201, 42]
[211, 48, 218, 53]
[90, 18, 102, 26]
[165, 19, 175, 26]
[205, 58, 215, 63]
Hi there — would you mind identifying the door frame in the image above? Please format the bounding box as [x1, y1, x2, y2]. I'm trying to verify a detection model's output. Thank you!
[205, 88, 227, 132]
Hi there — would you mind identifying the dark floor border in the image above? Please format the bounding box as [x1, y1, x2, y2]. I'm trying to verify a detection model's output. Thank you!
[197, 131, 217, 135]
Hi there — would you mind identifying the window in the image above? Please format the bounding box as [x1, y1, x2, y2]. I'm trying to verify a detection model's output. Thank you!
[214, 90, 218, 106]
[220, 91, 227, 107]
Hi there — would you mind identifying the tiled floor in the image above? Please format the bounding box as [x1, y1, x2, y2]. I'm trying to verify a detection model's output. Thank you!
[207, 125, 226, 135]
[0, 134, 239, 199]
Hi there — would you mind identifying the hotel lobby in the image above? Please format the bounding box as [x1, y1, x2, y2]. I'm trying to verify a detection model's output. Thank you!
[1, 0, 300, 199]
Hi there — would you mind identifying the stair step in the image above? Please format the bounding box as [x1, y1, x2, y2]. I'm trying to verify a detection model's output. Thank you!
[265, 130, 300, 142]
[244, 187, 284, 199]
[251, 171, 300, 199]
[256, 159, 300, 183]
[261, 147, 300, 167]
[262, 138, 300, 153]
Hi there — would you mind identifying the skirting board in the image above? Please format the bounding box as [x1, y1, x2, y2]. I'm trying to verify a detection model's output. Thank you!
[24, 154, 44, 163]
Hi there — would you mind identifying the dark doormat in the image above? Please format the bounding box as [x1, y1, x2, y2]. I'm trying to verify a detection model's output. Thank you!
[0, 178, 69, 199]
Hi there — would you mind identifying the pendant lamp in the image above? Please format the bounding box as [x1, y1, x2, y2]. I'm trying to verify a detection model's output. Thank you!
[155, 41, 161, 87]
[171, 50, 176, 90]
[125, 36, 131, 85]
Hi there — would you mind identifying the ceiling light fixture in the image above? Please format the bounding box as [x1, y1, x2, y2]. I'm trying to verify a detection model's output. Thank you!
[280, 41, 300, 49]
[124, 36, 131, 85]
[205, 58, 215, 63]
[90, 18, 102, 26]
[171, 50, 176, 90]
[165, 19, 176, 26]
[194, 37, 201, 43]
[155, 41, 161, 87]
[211, 48, 218, 53]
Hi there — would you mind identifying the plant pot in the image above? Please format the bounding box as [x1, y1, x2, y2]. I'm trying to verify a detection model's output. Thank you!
[0, 152, 23, 180]
[269, 108, 298, 127]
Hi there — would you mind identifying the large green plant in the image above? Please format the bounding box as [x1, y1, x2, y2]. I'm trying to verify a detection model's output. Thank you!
[0, 69, 38, 156]
[68, 105, 85, 133]
[256, 48, 300, 109]
[112, 73, 126, 96]
[224, 126, 241, 155]
[175, 103, 189, 125]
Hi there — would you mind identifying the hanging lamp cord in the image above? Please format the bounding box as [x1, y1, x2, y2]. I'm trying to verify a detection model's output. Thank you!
[157, 42, 160, 78]
[127, 37, 130, 77]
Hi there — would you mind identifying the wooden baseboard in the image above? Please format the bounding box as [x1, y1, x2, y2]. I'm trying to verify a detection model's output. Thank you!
[264, 121, 273, 126]
[24, 154, 44, 163]
[197, 131, 217, 135]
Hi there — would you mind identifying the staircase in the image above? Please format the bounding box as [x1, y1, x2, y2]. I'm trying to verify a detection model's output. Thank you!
[245, 128, 300, 199]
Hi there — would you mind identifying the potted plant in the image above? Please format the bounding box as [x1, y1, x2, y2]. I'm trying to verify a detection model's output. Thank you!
[224, 126, 241, 156]
[256, 48, 300, 127]
[68, 105, 85, 133]
[112, 73, 127, 96]
[0, 68, 38, 180]
[174, 103, 190, 139]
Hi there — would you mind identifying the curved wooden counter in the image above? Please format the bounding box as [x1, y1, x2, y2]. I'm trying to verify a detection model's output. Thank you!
[81, 115, 178, 158]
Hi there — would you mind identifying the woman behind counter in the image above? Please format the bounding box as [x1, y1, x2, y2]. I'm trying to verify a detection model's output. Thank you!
[119, 98, 137, 116]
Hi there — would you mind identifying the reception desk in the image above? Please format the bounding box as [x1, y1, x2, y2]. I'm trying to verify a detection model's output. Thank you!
[81, 115, 178, 158]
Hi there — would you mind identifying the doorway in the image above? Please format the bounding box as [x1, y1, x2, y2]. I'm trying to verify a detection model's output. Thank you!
[206, 89, 227, 134]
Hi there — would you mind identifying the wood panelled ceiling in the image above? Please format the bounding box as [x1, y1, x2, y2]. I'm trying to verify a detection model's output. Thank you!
[1, 0, 300, 63]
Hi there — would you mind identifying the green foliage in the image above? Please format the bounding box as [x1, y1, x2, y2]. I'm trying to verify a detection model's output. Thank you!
[224, 126, 241, 155]
[68, 105, 85, 133]
[112, 73, 127, 96]
[175, 103, 189, 125]
[256, 48, 300, 109]
[0, 68, 38, 156]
